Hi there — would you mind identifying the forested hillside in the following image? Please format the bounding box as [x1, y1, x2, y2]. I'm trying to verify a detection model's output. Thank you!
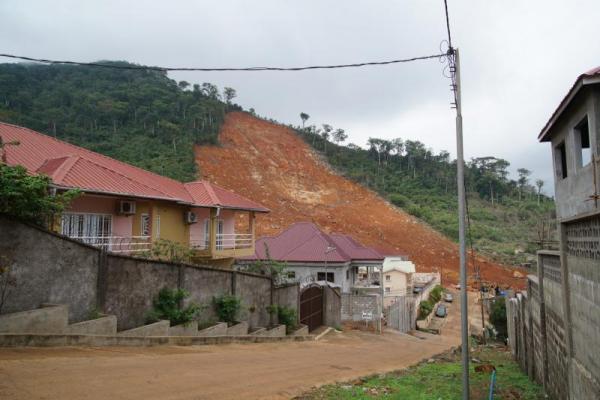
[0, 62, 238, 181]
[293, 124, 556, 264]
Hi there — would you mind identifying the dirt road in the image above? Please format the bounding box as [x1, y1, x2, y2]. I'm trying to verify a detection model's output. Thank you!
[0, 328, 460, 400]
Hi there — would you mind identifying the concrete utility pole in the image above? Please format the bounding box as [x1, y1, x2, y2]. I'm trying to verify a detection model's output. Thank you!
[452, 48, 470, 400]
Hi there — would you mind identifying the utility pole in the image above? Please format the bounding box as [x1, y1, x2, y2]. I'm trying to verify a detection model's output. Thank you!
[452, 47, 470, 400]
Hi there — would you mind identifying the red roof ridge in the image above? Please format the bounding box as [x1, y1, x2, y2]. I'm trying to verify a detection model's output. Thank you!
[42, 154, 80, 184]
[0, 121, 190, 193]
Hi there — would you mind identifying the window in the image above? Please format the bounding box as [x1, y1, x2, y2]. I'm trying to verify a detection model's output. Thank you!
[155, 215, 161, 238]
[385, 287, 391, 293]
[575, 116, 591, 168]
[385, 275, 391, 282]
[317, 272, 335, 283]
[203, 219, 210, 249]
[61, 213, 112, 244]
[287, 271, 296, 279]
[140, 214, 150, 236]
[346, 269, 350, 280]
[216, 219, 224, 250]
[555, 141, 568, 179]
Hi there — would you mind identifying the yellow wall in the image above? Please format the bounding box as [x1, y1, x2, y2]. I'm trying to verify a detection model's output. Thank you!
[131, 201, 151, 237]
[151, 201, 189, 245]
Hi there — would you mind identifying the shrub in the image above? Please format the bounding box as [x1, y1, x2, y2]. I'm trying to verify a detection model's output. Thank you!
[146, 288, 200, 326]
[429, 285, 443, 303]
[268, 305, 298, 333]
[213, 294, 242, 324]
[490, 297, 507, 340]
[418, 300, 433, 320]
[145, 239, 194, 263]
[389, 193, 410, 208]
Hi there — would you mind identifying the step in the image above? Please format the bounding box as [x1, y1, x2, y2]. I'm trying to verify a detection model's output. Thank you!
[118, 320, 169, 337]
[226, 321, 248, 336]
[0, 304, 68, 334]
[197, 322, 228, 337]
[168, 321, 198, 336]
[67, 315, 117, 335]
[257, 325, 286, 337]
[249, 327, 266, 336]
[290, 324, 309, 336]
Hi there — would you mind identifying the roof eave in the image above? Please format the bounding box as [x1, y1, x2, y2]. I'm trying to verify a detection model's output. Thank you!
[538, 75, 600, 142]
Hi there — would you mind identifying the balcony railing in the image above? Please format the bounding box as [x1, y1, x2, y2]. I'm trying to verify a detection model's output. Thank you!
[190, 233, 254, 251]
[67, 235, 152, 254]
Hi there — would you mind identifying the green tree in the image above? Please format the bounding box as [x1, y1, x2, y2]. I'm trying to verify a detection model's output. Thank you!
[223, 87, 237, 104]
[517, 168, 532, 201]
[0, 163, 79, 226]
[535, 179, 544, 204]
[300, 112, 310, 128]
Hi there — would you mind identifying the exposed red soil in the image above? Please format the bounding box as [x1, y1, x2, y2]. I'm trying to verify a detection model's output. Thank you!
[195, 112, 526, 289]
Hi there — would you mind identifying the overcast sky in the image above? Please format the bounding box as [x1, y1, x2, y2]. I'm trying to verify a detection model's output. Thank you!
[2, 0, 600, 190]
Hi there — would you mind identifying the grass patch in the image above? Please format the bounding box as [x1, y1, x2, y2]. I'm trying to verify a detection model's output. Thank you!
[296, 345, 543, 399]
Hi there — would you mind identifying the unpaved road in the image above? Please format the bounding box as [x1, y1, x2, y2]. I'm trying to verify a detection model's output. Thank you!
[0, 329, 460, 400]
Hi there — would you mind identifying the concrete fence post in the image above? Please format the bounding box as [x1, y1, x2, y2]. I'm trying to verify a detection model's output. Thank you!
[96, 249, 108, 312]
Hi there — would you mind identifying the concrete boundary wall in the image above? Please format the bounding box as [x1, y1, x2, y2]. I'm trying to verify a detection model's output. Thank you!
[508, 247, 600, 400]
[0, 217, 286, 331]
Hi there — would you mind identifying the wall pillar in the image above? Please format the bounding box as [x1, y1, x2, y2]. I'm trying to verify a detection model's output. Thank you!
[559, 223, 574, 399]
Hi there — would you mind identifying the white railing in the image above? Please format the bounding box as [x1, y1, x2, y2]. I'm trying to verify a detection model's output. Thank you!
[190, 233, 254, 251]
[67, 235, 152, 254]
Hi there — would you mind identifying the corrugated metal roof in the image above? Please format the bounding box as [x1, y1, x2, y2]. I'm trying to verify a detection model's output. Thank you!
[246, 222, 383, 263]
[538, 66, 600, 142]
[0, 121, 268, 211]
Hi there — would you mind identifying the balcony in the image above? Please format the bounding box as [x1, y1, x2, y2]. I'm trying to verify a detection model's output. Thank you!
[67, 235, 152, 254]
[190, 233, 255, 259]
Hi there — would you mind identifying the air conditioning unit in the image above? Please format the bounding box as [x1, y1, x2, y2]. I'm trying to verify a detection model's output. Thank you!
[185, 211, 198, 224]
[119, 200, 136, 215]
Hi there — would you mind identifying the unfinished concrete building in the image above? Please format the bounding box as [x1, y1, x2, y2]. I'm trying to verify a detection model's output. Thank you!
[507, 67, 600, 399]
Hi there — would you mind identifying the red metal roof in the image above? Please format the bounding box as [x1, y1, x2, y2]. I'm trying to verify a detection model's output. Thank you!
[0, 121, 268, 212]
[184, 181, 269, 212]
[246, 222, 383, 263]
[538, 66, 600, 142]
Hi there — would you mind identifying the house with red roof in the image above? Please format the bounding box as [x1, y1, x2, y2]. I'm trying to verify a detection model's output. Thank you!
[0, 121, 268, 263]
[237, 222, 384, 293]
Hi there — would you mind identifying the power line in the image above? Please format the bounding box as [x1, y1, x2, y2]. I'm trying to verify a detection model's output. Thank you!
[0, 52, 446, 72]
[443, 0, 453, 49]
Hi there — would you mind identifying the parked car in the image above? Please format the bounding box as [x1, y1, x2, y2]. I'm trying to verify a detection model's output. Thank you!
[413, 286, 423, 294]
[444, 293, 454, 302]
[435, 304, 447, 318]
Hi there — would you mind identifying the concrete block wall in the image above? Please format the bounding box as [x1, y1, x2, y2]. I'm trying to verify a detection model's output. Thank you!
[509, 246, 600, 399]
[341, 293, 380, 322]
[0, 218, 286, 332]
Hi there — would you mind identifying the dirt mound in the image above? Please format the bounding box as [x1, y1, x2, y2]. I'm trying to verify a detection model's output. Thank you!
[195, 112, 526, 288]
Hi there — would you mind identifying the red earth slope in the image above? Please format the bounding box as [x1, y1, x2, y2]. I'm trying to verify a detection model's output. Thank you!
[195, 112, 526, 288]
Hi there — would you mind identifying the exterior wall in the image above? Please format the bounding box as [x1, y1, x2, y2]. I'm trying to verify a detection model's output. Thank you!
[152, 202, 189, 245]
[549, 89, 600, 221]
[383, 270, 410, 306]
[189, 207, 211, 245]
[65, 194, 133, 237]
[278, 263, 352, 293]
[131, 201, 152, 237]
[0, 217, 279, 331]
[564, 216, 600, 398]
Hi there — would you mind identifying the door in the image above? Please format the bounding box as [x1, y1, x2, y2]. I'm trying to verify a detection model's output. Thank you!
[300, 286, 324, 331]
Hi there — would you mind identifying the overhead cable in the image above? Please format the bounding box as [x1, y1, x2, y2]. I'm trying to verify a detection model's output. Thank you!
[0, 52, 446, 72]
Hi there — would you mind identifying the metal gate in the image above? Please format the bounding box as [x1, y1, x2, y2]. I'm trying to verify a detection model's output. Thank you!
[385, 296, 415, 333]
[300, 285, 323, 331]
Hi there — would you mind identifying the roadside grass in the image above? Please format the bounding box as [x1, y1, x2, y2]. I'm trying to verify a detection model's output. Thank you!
[296, 345, 543, 400]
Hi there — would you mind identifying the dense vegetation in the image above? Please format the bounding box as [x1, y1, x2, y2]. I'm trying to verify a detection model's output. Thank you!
[0, 62, 240, 181]
[293, 120, 556, 265]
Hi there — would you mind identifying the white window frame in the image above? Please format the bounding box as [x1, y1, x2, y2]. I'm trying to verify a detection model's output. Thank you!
[140, 213, 150, 237]
[61, 212, 112, 244]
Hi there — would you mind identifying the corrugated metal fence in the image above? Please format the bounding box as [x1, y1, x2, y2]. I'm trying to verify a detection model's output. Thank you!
[386, 296, 416, 333]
